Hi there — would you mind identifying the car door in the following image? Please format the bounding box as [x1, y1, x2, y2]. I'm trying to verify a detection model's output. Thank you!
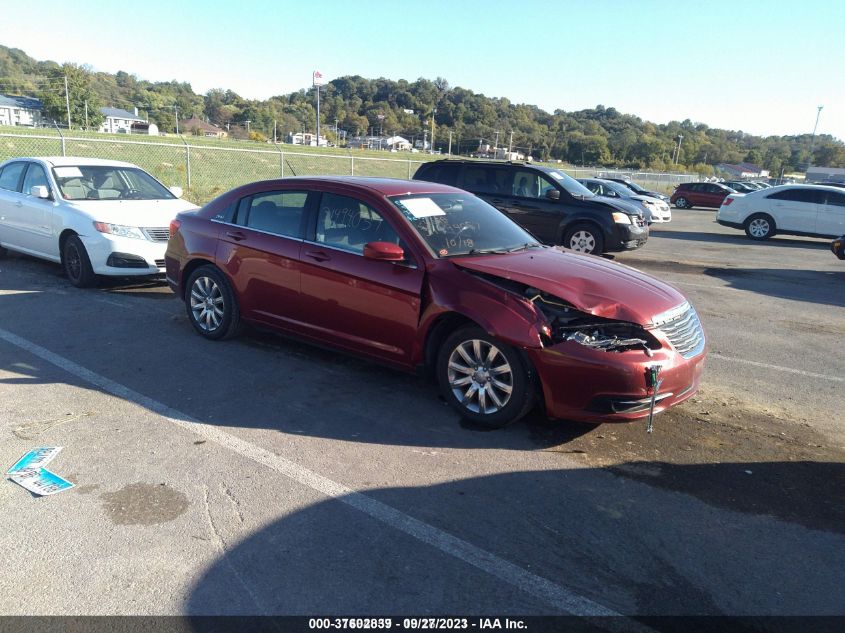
[765, 188, 823, 233]
[0, 161, 28, 249]
[216, 189, 310, 329]
[818, 190, 845, 236]
[298, 191, 424, 365]
[703, 184, 727, 207]
[16, 162, 59, 257]
[487, 168, 562, 243]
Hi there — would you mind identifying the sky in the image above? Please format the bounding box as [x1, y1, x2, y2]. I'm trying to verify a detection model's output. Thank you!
[2, 0, 843, 141]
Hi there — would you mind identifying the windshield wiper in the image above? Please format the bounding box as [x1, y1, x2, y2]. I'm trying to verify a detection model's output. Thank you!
[467, 247, 510, 256]
[506, 242, 543, 252]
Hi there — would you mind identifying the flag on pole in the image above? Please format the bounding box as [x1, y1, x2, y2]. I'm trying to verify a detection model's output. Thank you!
[313, 70, 323, 87]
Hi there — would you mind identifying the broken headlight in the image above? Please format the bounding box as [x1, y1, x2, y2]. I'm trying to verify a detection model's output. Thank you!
[526, 289, 659, 355]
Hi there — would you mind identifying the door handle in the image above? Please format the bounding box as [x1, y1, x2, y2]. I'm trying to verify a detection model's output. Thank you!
[225, 230, 246, 241]
[304, 250, 330, 262]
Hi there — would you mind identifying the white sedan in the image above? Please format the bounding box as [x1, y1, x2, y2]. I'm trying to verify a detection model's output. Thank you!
[0, 157, 198, 287]
[716, 184, 845, 240]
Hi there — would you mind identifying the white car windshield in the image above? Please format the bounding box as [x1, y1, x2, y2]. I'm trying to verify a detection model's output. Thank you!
[391, 193, 541, 258]
[545, 169, 595, 197]
[52, 165, 175, 201]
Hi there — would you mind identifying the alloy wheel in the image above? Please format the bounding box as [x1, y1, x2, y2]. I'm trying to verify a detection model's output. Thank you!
[190, 276, 225, 332]
[65, 244, 82, 280]
[748, 218, 770, 238]
[447, 339, 513, 415]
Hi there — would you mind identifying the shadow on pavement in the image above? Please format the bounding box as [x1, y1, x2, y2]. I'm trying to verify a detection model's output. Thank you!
[186, 462, 845, 616]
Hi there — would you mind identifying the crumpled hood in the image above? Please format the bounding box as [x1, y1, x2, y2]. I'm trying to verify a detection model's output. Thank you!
[450, 247, 687, 324]
[67, 198, 199, 226]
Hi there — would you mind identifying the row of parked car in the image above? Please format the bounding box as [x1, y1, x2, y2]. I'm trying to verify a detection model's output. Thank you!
[664, 177, 845, 248]
[0, 155, 706, 429]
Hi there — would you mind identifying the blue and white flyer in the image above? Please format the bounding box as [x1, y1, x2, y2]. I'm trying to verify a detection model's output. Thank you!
[7, 447, 63, 474]
[9, 468, 75, 496]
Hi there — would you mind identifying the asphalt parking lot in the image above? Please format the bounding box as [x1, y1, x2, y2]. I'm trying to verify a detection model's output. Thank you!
[1, 207, 843, 619]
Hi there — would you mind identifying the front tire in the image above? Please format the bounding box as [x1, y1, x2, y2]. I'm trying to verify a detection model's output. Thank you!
[63, 235, 97, 288]
[674, 197, 690, 209]
[744, 213, 776, 240]
[563, 223, 605, 255]
[185, 265, 242, 340]
[437, 326, 534, 428]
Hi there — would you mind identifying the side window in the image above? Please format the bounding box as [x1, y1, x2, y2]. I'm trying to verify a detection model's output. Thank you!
[513, 170, 554, 199]
[22, 164, 49, 196]
[243, 191, 308, 238]
[826, 191, 845, 207]
[0, 162, 26, 192]
[460, 167, 497, 194]
[315, 193, 402, 255]
[768, 189, 824, 204]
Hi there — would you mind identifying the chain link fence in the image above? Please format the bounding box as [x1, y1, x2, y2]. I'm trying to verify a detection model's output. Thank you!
[1, 130, 697, 204]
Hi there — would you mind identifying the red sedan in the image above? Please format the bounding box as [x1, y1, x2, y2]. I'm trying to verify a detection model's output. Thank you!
[165, 177, 706, 428]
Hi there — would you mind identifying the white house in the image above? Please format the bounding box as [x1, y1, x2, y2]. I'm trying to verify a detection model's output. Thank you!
[99, 107, 146, 134]
[383, 135, 411, 151]
[0, 94, 43, 127]
[288, 132, 328, 146]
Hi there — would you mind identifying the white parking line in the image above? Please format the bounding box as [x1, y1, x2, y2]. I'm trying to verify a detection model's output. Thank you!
[0, 326, 635, 622]
[710, 353, 844, 383]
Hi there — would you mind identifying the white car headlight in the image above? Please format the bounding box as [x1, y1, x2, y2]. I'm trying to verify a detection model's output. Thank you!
[93, 222, 146, 240]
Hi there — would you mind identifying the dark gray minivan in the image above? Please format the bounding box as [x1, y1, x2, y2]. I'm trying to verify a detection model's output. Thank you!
[413, 160, 647, 255]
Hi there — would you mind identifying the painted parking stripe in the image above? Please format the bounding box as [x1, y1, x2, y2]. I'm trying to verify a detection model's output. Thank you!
[0, 326, 644, 625]
[710, 353, 844, 383]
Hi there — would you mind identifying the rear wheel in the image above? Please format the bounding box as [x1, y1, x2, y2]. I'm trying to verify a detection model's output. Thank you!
[674, 197, 690, 209]
[185, 265, 242, 340]
[62, 235, 97, 288]
[563, 223, 605, 255]
[744, 213, 776, 240]
[437, 326, 534, 429]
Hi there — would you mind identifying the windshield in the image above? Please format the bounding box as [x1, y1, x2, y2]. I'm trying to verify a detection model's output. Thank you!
[624, 181, 648, 194]
[545, 169, 595, 197]
[391, 193, 541, 258]
[601, 180, 633, 196]
[52, 165, 175, 201]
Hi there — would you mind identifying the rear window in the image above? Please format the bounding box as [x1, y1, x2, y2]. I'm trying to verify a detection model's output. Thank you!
[417, 162, 460, 187]
[766, 188, 826, 204]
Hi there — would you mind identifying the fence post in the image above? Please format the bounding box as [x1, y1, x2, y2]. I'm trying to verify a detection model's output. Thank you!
[351, 155, 354, 176]
[53, 121, 65, 156]
[180, 135, 191, 189]
[272, 140, 284, 178]
[408, 158, 412, 180]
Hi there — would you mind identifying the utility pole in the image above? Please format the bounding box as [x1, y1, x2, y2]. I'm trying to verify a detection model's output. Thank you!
[273, 119, 277, 143]
[430, 108, 436, 153]
[494, 130, 500, 150]
[807, 105, 824, 173]
[84, 100, 89, 130]
[508, 130, 513, 155]
[675, 134, 684, 164]
[63, 75, 71, 129]
[448, 130, 452, 156]
[313, 70, 323, 147]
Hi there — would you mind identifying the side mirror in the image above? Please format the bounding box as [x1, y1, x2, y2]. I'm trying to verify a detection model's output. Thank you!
[169, 186, 184, 198]
[545, 189, 561, 201]
[30, 185, 50, 199]
[363, 241, 405, 261]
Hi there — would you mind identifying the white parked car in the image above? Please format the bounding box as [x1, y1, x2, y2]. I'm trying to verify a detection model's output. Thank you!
[716, 184, 845, 241]
[0, 157, 198, 287]
[577, 177, 672, 224]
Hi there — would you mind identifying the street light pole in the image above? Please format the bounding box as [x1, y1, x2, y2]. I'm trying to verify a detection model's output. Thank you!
[807, 105, 824, 173]
[675, 134, 684, 164]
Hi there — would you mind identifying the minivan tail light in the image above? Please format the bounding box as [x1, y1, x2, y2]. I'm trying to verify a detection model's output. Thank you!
[722, 197, 734, 206]
[169, 219, 182, 238]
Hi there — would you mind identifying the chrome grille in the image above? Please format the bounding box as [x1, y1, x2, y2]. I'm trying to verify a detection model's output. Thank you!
[652, 302, 705, 359]
[142, 227, 170, 242]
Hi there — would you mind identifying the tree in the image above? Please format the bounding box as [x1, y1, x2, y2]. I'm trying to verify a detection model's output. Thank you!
[38, 63, 104, 129]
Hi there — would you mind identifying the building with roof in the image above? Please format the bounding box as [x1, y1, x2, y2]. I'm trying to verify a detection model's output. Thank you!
[179, 116, 227, 138]
[805, 166, 845, 183]
[715, 162, 769, 179]
[0, 94, 44, 127]
[99, 107, 147, 134]
[288, 131, 328, 146]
